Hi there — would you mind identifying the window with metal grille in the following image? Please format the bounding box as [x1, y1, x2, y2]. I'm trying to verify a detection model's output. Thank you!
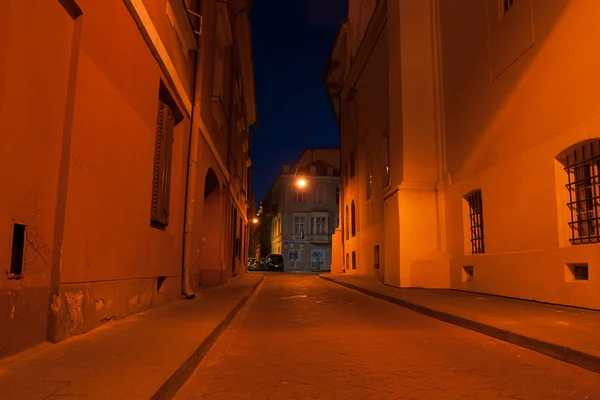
[564, 142, 600, 244]
[465, 190, 485, 254]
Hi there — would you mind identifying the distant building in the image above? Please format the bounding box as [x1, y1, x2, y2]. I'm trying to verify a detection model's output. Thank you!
[324, 0, 600, 310]
[260, 149, 340, 271]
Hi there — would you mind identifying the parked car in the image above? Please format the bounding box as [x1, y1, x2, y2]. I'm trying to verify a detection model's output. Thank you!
[267, 254, 284, 272]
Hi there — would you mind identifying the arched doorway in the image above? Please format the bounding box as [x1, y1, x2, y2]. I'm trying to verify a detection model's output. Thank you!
[199, 168, 222, 286]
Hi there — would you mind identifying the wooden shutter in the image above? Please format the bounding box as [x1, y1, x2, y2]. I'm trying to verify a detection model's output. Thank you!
[151, 100, 175, 226]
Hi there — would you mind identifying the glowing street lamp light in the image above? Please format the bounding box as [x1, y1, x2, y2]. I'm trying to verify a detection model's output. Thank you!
[252, 217, 259, 224]
[296, 178, 307, 188]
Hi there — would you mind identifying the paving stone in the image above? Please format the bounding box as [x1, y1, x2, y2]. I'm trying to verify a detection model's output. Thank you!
[175, 274, 600, 400]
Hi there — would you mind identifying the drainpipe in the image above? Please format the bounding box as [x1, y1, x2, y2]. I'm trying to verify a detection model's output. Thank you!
[181, 3, 206, 300]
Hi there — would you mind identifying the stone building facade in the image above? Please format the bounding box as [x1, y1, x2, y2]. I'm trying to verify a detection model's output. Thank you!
[324, 0, 600, 310]
[0, 0, 255, 357]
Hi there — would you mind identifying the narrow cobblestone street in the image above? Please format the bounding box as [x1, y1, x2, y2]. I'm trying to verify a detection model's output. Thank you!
[174, 274, 600, 400]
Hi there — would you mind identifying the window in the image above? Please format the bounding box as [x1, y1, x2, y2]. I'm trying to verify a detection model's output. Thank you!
[382, 134, 390, 188]
[567, 264, 589, 281]
[294, 216, 306, 234]
[151, 83, 178, 227]
[462, 266, 474, 282]
[352, 251, 356, 269]
[336, 187, 340, 204]
[499, 0, 514, 18]
[346, 253, 349, 269]
[465, 190, 485, 254]
[351, 200, 356, 237]
[374, 245, 379, 270]
[563, 141, 600, 244]
[294, 190, 307, 203]
[9, 223, 26, 276]
[315, 217, 327, 235]
[345, 205, 349, 240]
[366, 153, 373, 200]
[317, 185, 326, 204]
[350, 151, 355, 178]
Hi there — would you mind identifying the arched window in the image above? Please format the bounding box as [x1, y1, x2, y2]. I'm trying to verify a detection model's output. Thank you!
[557, 139, 600, 244]
[317, 185, 326, 204]
[351, 200, 356, 237]
[345, 205, 349, 240]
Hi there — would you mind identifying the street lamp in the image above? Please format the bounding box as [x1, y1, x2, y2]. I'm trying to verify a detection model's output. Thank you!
[252, 217, 259, 224]
[296, 177, 307, 188]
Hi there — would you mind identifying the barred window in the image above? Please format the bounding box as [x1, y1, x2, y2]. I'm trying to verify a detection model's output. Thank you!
[465, 190, 485, 254]
[564, 141, 600, 244]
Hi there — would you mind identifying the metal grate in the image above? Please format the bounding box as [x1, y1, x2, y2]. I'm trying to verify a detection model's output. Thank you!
[565, 141, 600, 244]
[465, 190, 485, 254]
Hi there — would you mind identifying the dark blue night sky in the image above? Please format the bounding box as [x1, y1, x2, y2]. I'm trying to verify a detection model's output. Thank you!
[249, 0, 347, 205]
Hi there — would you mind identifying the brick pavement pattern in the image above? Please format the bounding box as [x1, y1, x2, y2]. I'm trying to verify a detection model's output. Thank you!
[174, 274, 600, 400]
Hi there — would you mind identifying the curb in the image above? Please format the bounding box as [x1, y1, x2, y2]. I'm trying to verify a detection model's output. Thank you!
[151, 275, 264, 399]
[320, 275, 600, 375]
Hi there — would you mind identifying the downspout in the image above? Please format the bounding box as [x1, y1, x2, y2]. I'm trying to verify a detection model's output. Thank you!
[181, 3, 205, 300]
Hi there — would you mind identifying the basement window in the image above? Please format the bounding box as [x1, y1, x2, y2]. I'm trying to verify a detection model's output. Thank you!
[157, 276, 166, 293]
[9, 223, 26, 278]
[566, 263, 589, 281]
[462, 266, 474, 282]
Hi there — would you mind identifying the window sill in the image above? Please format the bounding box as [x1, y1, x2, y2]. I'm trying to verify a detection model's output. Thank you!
[7, 273, 23, 280]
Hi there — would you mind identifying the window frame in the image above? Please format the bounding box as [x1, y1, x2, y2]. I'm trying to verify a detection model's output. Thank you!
[317, 185, 327, 205]
[562, 141, 600, 245]
[294, 189, 307, 203]
[351, 200, 356, 237]
[293, 214, 306, 235]
[464, 190, 485, 254]
[151, 100, 175, 227]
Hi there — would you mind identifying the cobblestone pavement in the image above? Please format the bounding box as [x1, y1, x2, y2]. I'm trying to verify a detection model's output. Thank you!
[174, 274, 600, 400]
